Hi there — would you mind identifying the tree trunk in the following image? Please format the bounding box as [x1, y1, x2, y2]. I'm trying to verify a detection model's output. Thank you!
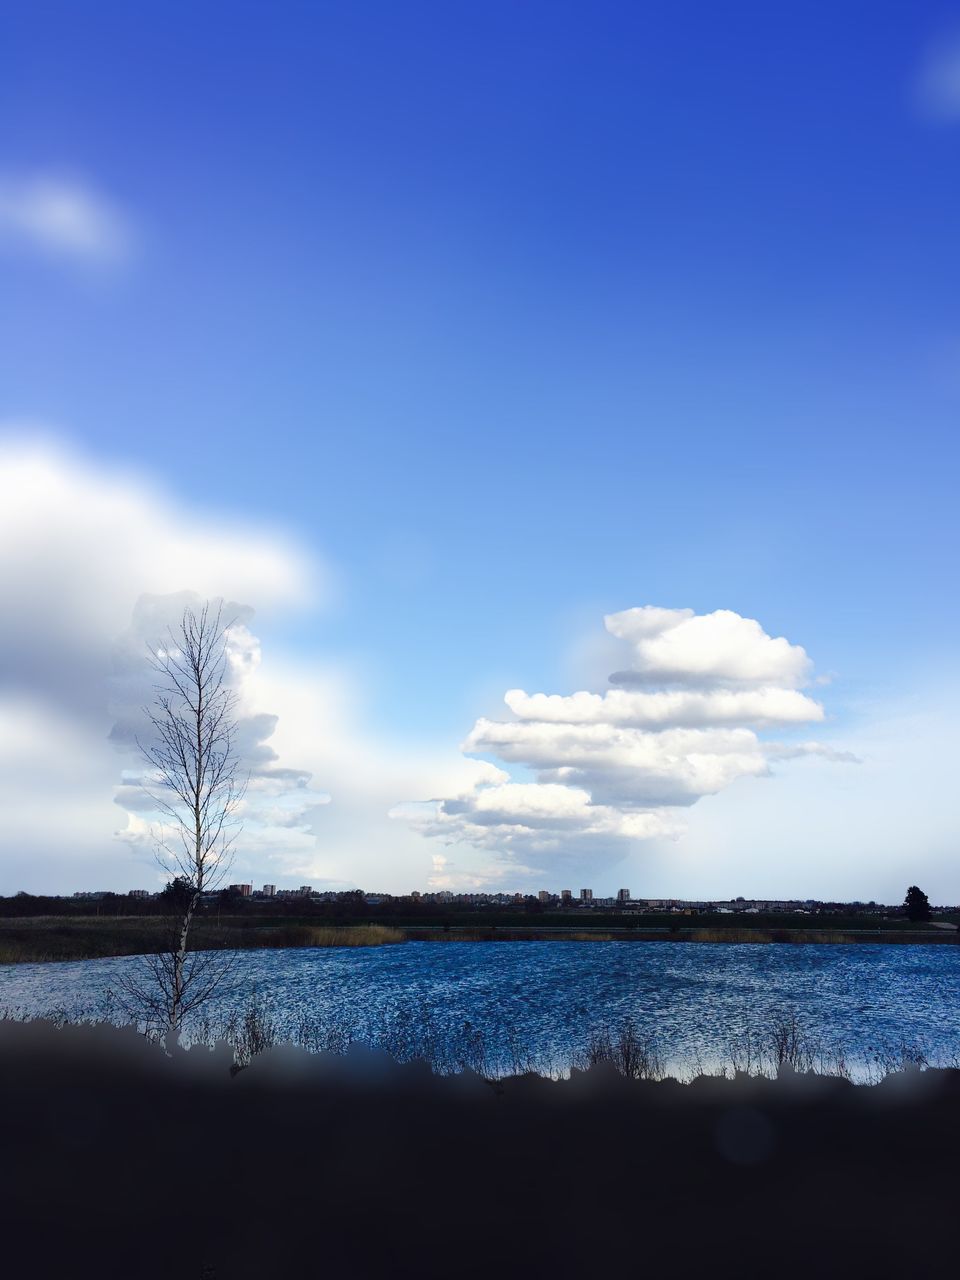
[170, 890, 199, 1034]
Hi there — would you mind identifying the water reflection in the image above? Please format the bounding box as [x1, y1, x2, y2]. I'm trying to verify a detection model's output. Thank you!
[2, 941, 959, 1079]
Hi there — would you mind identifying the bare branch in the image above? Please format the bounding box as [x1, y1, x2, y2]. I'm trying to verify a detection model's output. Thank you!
[129, 600, 245, 1032]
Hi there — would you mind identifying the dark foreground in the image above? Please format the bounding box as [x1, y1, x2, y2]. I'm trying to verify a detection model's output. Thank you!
[2, 1020, 959, 1280]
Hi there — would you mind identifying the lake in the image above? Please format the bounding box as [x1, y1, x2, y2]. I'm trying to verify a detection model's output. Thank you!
[3, 940, 960, 1079]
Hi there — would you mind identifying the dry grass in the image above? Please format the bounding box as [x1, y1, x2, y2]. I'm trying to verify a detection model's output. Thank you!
[0, 916, 177, 964]
[785, 930, 855, 944]
[276, 924, 405, 948]
[690, 928, 774, 943]
[0, 944, 48, 964]
[580, 1020, 665, 1079]
[688, 928, 860, 945]
[565, 932, 615, 942]
[0, 917, 406, 964]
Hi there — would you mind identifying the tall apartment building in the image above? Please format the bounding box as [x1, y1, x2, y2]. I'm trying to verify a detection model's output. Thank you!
[538, 890, 551, 903]
[617, 888, 630, 904]
[580, 888, 593, 901]
[261, 884, 276, 897]
[560, 889, 572, 904]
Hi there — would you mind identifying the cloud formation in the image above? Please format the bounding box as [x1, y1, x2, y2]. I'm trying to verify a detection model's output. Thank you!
[605, 606, 812, 688]
[0, 434, 318, 721]
[107, 592, 329, 872]
[0, 173, 134, 263]
[503, 686, 823, 728]
[0, 436, 863, 896]
[0, 433, 509, 895]
[0, 435, 323, 890]
[396, 606, 846, 880]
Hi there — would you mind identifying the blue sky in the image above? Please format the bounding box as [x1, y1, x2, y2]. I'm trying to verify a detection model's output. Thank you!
[1, 2, 958, 899]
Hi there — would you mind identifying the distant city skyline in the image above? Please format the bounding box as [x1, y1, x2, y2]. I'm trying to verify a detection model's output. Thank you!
[1, 3, 958, 901]
[24, 883, 947, 911]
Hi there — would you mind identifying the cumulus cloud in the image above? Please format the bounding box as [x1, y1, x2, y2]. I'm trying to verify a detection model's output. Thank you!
[0, 435, 318, 719]
[107, 592, 329, 871]
[231, 652, 514, 892]
[605, 606, 812, 688]
[394, 606, 848, 879]
[504, 686, 823, 728]
[464, 721, 773, 808]
[398, 783, 682, 853]
[0, 434, 325, 891]
[0, 435, 866, 896]
[0, 173, 134, 263]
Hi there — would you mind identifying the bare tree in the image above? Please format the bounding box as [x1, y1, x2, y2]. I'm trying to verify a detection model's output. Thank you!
[116, 602, 246, 1037]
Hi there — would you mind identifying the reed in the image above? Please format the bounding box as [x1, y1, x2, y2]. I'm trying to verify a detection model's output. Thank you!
[248, 924, 405, 948]
[689, 928, 774, 943]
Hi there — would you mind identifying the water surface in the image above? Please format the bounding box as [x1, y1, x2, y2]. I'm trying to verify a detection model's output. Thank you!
[3, 941, 958, 1077]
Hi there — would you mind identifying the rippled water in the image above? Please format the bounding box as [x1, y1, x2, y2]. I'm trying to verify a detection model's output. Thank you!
[3, 941, 960, 1077]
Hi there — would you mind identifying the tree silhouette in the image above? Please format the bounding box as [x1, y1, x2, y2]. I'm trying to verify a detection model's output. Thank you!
[903, 885, 932, 923]
[116, 602, 245, 1036]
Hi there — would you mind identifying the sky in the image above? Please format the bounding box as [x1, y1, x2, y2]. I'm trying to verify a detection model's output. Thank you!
[1, 1, 958, 902]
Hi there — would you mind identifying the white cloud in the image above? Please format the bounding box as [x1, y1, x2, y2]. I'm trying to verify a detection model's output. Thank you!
[0, 434, 326, 891]
[0, 435, 903, 899]
[107, 594, 330, 874]
[605, 606, 812, 688]
[0, 434, 318, 720]
[0, 694, 143, 890]
[464, 720, 771, 806]
[241, 654, 509, 890]
[504, 686, 823, 728]
[2, 434, 538, 896]
[0, 173, 134, 263]
[397, 783, 682, 855]
[395, 605, 846, 881]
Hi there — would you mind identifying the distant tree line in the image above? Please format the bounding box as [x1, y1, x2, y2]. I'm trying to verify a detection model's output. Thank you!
[0, 888, 949, 930]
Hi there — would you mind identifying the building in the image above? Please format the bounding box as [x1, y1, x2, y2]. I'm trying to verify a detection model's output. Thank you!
[560, 889, 572, 904]
[617, 888, 630, 904]
[261, 884, 276, 897]
[128, 889, 150, 899]
[538, 890, 551, 903]
[580, 889, 593, 902]
[228, 883, 252, 897]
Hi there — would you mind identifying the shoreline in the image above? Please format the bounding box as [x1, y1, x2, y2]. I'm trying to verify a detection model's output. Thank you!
[1, 915, 957, 964]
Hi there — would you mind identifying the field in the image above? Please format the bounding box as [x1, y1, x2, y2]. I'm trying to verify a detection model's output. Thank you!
[0, 911, 956, 964]
[0, 917, 405, 964]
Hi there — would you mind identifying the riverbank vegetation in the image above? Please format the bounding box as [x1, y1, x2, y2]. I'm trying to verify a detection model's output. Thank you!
[1, 913, 957, 964]
[0, 917, 405, 964]
[0, 1000, 942, 1086]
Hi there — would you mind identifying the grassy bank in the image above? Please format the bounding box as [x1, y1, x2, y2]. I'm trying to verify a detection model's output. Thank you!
[0, 917, 404, 964]
[402, 924, 957, 945]
[0, 914, 955, 963]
